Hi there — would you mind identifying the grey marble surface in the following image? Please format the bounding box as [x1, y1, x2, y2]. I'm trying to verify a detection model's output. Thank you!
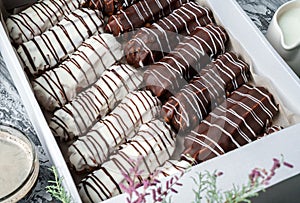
[0, 0, 289, 202]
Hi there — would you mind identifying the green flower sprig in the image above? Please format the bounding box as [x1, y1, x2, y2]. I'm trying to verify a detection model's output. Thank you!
[46, 166, 71, 203]
[191, 156, 294, 203]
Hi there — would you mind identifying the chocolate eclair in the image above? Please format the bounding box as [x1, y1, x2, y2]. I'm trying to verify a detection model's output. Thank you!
[83, 0, 140, 15]
[125, 2, 214, 68]
[155, 84, 279, 177]
[162, 52, 251, 132]
[144, 24, 228, 101]
[182, 84, 279, 164]
[105, 0, 189, 36]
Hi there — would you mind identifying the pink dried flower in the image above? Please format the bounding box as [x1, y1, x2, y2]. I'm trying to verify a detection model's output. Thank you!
[272, 158, 281, 170]
[215, 171, 224, 177]
[283, 161, 294, 168]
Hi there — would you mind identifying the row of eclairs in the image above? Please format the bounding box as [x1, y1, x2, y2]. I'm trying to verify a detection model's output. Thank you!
[5, 0, 282, 202]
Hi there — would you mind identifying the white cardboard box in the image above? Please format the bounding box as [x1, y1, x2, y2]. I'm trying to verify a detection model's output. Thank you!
[0, 0, 299, 202]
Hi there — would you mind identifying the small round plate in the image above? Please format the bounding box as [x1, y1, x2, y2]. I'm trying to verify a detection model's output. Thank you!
[0, 125, 39, 203]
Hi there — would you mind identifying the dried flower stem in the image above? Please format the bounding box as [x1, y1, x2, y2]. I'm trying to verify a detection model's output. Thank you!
[120, 157, 184, 203]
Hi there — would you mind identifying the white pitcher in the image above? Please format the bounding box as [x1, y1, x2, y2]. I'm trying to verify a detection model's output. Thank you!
[266, 0, 300, 76]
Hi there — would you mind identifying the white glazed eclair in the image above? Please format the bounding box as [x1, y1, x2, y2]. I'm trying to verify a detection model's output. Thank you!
[68, 90, 161, 172]
[6, 0, 83, 44]
[32, 33, 123, 112]
[78, 119, 176, 202]
[49, 64, 143, 140]
[17, 8, 104, 76]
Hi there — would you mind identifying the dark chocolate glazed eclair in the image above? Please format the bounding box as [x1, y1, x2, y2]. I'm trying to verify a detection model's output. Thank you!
[182, 84, 279, 164]
[162, 52, 251, 133]
[144, 24, 228, 101]
[83, 0, 140, 15]
[155, 84, 279, 177]
[105, 0, 190, 36]
[125, 2, 214, 68]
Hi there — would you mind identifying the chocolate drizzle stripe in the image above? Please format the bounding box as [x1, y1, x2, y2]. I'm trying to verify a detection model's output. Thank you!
[110, 154, 133, 174]
[103, 118, 123, 146]
[81, 181, 101, 202]
[219, 105, 257, 138]
[33, 78, 60, 106]
[190, 130, 225, 154]
[88, 133, 110, 159]
[72, 142, 89, 166]
[122, 102, 139, 125]
[210, 111, 252, 143]
[49, 28, 68, 56]
[43, 35, 60, 63]
[31, 38, 50, 67]
[110, 113, 129, 138]
[64, 14, 86, 41]
[100, 167, 122, 193]
[42, 73, 64, 104]
[233, 91, 274, 119]
[185, 134, 222, 156]
[95, 85, 111, 112]
[19, 44, 35, 70]
[102, 75, 118, 102]
[82, 91, 102, 115]
[83, 176, 108, 201]
[36, 3, 56, 26]
[81, 8, 103, 30]
[226, 98, 264, 127]
[72, 98, 92, 130]
[86, 135, 105, 164]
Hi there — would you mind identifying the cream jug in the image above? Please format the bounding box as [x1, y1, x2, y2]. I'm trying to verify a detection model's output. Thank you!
[266, 0, 300, 76]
